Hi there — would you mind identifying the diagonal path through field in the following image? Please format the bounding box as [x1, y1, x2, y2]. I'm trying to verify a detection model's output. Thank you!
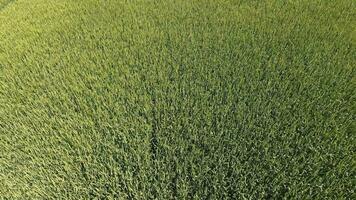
[0, 0, 158, 198]
[0, 0, 355, 199]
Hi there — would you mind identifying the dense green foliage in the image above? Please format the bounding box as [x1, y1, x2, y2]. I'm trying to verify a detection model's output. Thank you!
[0, 0, 355, 199]
[0, 0, 13, 10]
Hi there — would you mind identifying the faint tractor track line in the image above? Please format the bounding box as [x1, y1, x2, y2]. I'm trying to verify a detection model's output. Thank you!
[0, 0, 16, 13]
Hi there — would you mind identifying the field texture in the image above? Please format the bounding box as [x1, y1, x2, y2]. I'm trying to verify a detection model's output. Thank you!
[0, 0, 355, 199]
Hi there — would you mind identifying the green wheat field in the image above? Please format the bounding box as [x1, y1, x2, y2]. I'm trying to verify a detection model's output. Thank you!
[0, 0, 355, 199]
